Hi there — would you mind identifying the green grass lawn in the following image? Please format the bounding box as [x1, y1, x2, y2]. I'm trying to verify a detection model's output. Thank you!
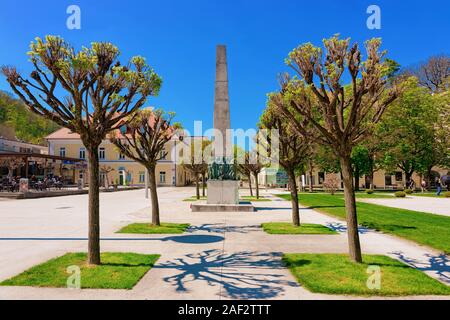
[297, 192, 394, 199]
[412, 193, 448, 198]
[352, 193, 394, 199]
[277, 193, 450, 253]
[117, 222, 190, 234]
[283, 253, 450, 296]
[0, 252, 160, 289]
[241, 196, 271, 202]
[262, 222, 337, 234]
[183, 196, 207, 201]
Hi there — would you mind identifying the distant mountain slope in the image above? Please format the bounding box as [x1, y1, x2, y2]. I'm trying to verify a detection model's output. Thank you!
[0, 90, 59, 145]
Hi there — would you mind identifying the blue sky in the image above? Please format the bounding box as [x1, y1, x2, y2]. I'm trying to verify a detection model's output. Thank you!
[0, 0, 448, 135]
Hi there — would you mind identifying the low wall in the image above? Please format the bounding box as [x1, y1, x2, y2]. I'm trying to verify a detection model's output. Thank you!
[0, 186, 144, 199]
[0, 190, 88, 199]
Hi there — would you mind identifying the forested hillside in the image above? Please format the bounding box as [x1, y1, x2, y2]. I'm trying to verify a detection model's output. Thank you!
[0, 91, 59, 145]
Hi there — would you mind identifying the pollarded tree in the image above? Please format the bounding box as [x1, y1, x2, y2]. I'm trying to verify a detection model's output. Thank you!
[1, 36, 161, 264]
[182, 139, 211, 200]
[247, 150, 264, 199]
[100, 166, 114, 188]
[235, 147, 254, 197]
[272, 35, 399, 262]
[259, 103, 311, 226]
[111, 109, 180, 226]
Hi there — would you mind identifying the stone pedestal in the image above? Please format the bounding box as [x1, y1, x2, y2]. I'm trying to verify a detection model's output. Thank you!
[191, 202, 255, 212]
[207, 180, 239, 205]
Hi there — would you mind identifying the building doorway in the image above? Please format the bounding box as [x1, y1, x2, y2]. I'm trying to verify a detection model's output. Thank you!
[118, 170, 125, 186]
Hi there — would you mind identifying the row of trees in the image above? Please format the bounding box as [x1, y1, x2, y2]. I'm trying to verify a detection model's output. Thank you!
[235, 148, 263, 199]
[2, 36, 175, 265]
[299, 56, 449, 190]
[3, 35, 447, 266]
[257, 36, 449, 263]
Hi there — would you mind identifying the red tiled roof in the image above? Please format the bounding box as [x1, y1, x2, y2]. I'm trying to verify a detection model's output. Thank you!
[46, 127, 80, 140]
[46, 113, 182, 141]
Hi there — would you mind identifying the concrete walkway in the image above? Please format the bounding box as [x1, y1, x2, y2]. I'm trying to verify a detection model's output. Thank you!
[361, 196, 450, 217]
[0, 188, 449, 300]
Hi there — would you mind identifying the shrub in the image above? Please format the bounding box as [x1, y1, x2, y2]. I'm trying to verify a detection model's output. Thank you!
[323, 176, 340, 195]
[365, 189, 374, 194]
[405, 189, 413, 194]
[395, 191, 406, 198]
[444, 191, 450, 198]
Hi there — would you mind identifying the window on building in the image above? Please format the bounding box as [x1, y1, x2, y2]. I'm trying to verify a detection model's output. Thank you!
[119, 153, 125, 160]
[160, 149, 167, 160]
[79, 147, 86, 159]
[318, 172, 325, 184]
[99, 147, 105, 160]
[159, 171, 166, 184]
[139, 171, 145, 183]
[120, 125, 127, 135]
[59, 147, 66, 157]
[395, 172, 403, 182]
[385, 175, 392, 186]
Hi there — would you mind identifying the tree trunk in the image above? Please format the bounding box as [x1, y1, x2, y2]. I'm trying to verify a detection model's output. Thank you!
[369, 171, 374, 190]
[354, 166, 360, 191]
[287, 168, 300, 226]
[254, 173, 259, 199]
[340, 154, 362, 263]
[248, 173, 253, 197]
[87, 146, 101, 265]
[148, 165, 160, 226]
[308, 163, 314, 192]
[425, 166, 432, 187]
[405, 171, 413, 184]
[195, 174, 200, 199]
[201, 173, 206, 197]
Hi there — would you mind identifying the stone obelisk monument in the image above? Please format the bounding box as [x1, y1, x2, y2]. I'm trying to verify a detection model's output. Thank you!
[207, 45, 239, 205]
[192, 45, 254, 212]
[213, 45, 231, 157]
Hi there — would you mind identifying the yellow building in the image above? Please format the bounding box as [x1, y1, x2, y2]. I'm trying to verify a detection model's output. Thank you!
[258, 166, 448, 190]
[46, 128, 200, 187]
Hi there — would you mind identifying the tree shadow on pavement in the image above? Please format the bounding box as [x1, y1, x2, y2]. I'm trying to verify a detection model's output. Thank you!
[0, 235, 224, 244]
[325, 222, 372, 234]
[390, 251, 450, 285]
[156, 250, 299, 299]
[253, 207, 292, 211]
[187, 224, 261, 234]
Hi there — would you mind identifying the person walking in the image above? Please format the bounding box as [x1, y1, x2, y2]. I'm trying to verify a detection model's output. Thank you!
[409, 179, 416, 191]
[435, 177, 442, 196]
[420, 179, 427, 192]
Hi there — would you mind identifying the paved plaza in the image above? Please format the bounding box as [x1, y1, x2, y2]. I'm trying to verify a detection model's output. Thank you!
[361, 196, 450, 217]
[0, 187, 449, 300]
